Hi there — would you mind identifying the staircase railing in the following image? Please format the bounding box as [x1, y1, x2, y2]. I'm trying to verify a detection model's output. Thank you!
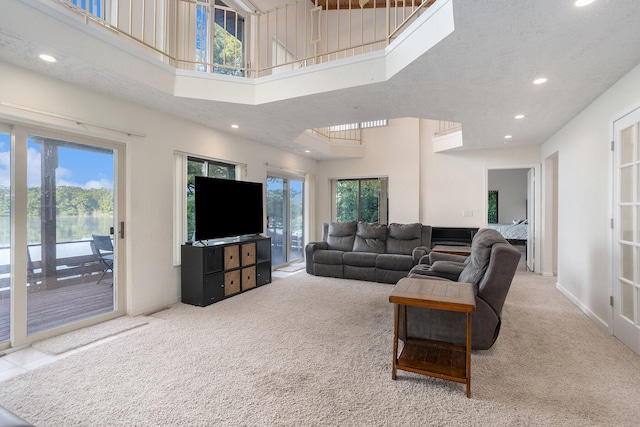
[312, 126, 362, 144]
[52, 0, 437, 78]
[435, 120, 462, 136]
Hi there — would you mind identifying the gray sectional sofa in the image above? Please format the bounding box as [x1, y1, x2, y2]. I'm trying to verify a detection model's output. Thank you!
[305, 221, 432, 284]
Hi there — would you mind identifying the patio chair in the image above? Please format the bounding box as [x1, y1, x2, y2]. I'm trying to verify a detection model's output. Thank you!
[91, 234, 114, 285]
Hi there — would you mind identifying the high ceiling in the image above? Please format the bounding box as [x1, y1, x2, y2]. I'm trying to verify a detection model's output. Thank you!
[1, 0, 640, 159]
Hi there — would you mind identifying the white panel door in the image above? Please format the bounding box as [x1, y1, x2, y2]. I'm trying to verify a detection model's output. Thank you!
[527, 168, 535, 272]
[613, 108, 640, 354]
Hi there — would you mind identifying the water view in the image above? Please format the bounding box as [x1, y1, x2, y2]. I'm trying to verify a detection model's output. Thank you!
[0, 215, 113, 247]
[0, 215, 113, 267]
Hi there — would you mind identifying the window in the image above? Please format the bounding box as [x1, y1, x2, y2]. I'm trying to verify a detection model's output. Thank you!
[186, 157, 236, 241]
[488, 191, 498, 224]
[329, 120, 388, 132]
[195, 0, 245, 76]
[333, 178, 388, 224]
[66, 0, 114, 21]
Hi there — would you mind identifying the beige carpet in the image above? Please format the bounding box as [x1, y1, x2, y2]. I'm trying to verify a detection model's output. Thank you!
[275, 261, 306, 273]
[32, 316, 149, 355]
[1, 271, 639, 426]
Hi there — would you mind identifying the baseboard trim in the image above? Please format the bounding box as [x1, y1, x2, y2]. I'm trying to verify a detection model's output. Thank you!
[555, 282, 609, 333]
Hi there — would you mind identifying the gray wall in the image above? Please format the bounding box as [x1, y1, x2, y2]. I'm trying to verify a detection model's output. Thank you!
[488, 169, 528, 223]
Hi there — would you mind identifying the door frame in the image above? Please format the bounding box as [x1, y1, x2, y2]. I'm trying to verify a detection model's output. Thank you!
[4, 123, 127, 349]
[485, 164, 541, 274]
[266, 171, 306, 267]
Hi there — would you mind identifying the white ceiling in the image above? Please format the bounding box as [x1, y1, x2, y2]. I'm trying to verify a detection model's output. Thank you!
[2, 0, 640, 159]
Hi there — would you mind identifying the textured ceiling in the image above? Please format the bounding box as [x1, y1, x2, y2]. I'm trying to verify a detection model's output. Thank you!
[1, 0, 640, 159]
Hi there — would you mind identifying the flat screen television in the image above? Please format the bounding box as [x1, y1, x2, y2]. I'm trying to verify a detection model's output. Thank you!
[194, 176, 264, 241]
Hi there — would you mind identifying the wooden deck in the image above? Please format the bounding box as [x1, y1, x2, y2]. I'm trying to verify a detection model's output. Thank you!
[0, 274, 114, 342]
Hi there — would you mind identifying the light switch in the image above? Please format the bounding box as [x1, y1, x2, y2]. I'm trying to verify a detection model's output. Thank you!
[463, 210, 473, 217]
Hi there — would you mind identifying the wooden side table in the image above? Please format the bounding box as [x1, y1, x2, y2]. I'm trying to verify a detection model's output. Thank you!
[389, 277, 476, 397]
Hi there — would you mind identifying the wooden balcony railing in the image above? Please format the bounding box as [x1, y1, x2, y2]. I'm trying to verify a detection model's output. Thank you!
[0, 240, 109, 291]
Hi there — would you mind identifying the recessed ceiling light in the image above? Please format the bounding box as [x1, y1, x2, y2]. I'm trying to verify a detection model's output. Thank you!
[39, 54, 57, 63]
[504, 135, 513, 139]
[533, 77, 547, 85]
[515, 114, 525, 119]
[575, 0, 596, 7]
[231, 124, 239, 129]
[304, 150, 311, 153]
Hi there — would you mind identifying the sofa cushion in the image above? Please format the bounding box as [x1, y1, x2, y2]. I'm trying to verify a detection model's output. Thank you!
[386, 223, 422, 255]
[326, 221, 357, 251]
[343, 251, 378, 267]
[345, 265, 376, 282]
[314, 263, 344, 278]
[313, 249, 346, 264]
[375, 253, 415, 271]
[353, 222, 387, 253]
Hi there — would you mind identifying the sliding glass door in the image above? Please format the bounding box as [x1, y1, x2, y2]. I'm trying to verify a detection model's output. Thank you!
[0, 129, 10, 344]
[266, 175, 304, 266]
[25, 136, 117, 334]
[0, 125, 125, 349]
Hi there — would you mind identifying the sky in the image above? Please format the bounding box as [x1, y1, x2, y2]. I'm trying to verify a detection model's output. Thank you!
[0, 134, 114, 190]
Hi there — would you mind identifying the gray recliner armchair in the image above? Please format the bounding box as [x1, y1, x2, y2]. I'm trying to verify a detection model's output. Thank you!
[410, 229, 502, 281]
[411, 250, 470, 281]
[403, 228, 521, 350]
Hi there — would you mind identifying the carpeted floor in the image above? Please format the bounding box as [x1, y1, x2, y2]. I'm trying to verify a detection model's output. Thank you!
[1, 270, 639, 426]
[32, 316, 149, 355]
[274, 260, 306, 273]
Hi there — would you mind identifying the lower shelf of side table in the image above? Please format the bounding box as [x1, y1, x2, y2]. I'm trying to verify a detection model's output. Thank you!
[396, 337, 468, 383]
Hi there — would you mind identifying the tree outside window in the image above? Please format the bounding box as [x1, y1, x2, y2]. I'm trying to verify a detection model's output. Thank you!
[196, 0, 245, 76]
[488, 190, 499, 224]
[186, 157, 236, 241]
[335, 178, 388, 224]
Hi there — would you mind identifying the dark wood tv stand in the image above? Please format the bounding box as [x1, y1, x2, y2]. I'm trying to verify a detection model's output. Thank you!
[181, 236, 272, 307]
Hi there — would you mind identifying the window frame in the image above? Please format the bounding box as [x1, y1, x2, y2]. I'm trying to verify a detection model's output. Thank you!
[173, 153, 243, 265]
[195, 0, 247, 76]
[331, 177, 388, 224]
[186, 156, 237, 242]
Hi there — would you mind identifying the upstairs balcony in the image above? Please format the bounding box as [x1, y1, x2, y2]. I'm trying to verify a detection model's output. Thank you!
[43, 0, 456, 156]
[54, 0, 438, 78]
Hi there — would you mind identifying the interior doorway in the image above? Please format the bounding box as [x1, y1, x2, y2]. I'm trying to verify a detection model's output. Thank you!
[487, 167, 537, 272]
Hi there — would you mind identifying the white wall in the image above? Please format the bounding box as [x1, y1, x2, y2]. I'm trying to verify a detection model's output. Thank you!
[488, 169, 528, 223]
[419, 119, 540, 228]
[541, 61, 640, 329]
[0, 60, 318, 317]
[314, 118, 541, 240]
[313, 117, 421, 239]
